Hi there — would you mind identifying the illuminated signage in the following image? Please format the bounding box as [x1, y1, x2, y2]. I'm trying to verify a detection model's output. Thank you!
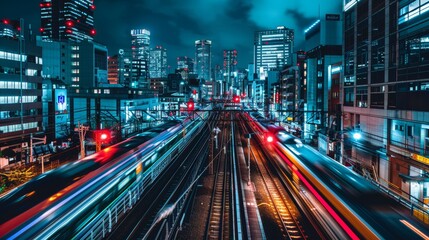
[55, 89, 67, 113]
[410, 153, 429, 165]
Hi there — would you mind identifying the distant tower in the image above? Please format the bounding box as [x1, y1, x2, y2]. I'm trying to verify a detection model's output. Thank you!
[177, 56, 194, 73]
[195, 40, 212, 81]
[254, 26, 294, 79]
[131, 29, 150, 82]
[108, 55, 119, 84]
[223, 49, 238, 94]
[40, 0, 96, 42]
[149, 46, 168, 78]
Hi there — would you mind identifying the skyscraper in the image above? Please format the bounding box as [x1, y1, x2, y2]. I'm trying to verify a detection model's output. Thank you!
[254, 26, 294, 80]
[149, 46, 168, 78]
[131, 29, 150, 60]
[131, 29, 150, 82]
[223, 49, 237, 94]
[40, 0, 96, 42]
[176, 56, 194, 73]
[195, 40, 212, 81]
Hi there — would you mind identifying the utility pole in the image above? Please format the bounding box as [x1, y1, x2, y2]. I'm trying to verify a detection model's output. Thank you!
[75, 122, 89, 159]
[210, 127, 221, 175]
[245, 133, 252, 185]
[30, 134, 47, 173]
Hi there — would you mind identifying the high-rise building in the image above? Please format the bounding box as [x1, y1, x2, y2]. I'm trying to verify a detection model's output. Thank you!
[108, 55, 119, 85]
[107, 50, 135, 86]
[223, 49, 237, 94]
[0, 24, 43, 163]
[0, 19, 20, 38]
[40, 0, 96, 42]
[303, 14, 342, 141]
[149, 46, 168, 78]
[131, 29, 150, 82]
[195, 40, 212, 81]
[254, 26, 294, 80]
[342, 0, 429, 202]
[176, 56, 194, 73]
[131, 29, 150, 60]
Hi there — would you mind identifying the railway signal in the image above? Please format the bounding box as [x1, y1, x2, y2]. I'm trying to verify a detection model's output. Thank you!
[187, 99, 195, 112]
[233, 95, 240, 103]
[95, 129, 111, 152]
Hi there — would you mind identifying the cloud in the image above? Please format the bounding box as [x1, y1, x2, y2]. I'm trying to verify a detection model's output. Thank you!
[248, 0, 343, 49]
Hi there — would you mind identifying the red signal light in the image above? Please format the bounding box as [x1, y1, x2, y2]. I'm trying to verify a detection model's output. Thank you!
[90, 29, 96, 35]
[95, 130, 111, 143]
[66, 20, 73, 27]
[100, 132, 108, 141]
[187, 102, 194, 110]
[233, 96, 240, 103]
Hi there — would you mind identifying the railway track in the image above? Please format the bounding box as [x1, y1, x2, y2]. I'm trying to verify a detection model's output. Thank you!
[238, 115, 308, 239]
[253, 151, 308, 239]
[204, 113, 231, 240]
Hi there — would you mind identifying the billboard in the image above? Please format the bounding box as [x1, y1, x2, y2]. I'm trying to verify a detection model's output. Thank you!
[55, 89, 67, 114]
[54, 89, 68, 139]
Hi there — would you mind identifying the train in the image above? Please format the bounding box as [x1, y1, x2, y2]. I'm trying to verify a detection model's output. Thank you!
[245, 110, 429, 240]
[0, 109, 209, 239]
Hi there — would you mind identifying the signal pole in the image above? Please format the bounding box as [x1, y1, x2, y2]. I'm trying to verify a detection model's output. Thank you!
[75, 122, 89, 159]
[245, 133, 252, 185]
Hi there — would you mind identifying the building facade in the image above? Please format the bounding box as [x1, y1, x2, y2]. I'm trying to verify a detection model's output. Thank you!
[0, 24, 43, 163]
[176, 56, 194, 73]
[195, 40, 212, 81]
[223, 49, 238, 95]
[343, 0, 429, 202]
[149, 46, 168, 78]
[304, 14, 342, 142]
[131, 29, 150, 82]
[40, 0, 96, 42]
[108, 54, 119, 85]
[254, 26, 294, 80]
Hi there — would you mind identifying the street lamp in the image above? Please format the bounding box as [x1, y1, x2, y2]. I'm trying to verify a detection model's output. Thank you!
[180, 81, 184, 95]
[353, 132, 362, 140]
[160, 82, 164, 94]
[213, 127, 221, 149]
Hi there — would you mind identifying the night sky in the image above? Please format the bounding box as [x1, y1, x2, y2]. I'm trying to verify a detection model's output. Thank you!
[1, 0, 342, 69]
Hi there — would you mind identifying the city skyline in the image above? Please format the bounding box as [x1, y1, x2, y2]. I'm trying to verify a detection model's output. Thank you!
[1, 0, 342, 69]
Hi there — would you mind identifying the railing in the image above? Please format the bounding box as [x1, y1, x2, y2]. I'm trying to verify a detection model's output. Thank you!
[368, 175, 429, 225]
